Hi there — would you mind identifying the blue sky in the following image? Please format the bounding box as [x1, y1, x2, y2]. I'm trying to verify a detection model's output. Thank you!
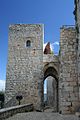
[0, 0, 74, 90]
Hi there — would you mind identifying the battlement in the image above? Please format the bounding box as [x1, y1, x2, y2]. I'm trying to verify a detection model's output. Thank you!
[60, 25, 75, 29]
[9, 24, 44, 31]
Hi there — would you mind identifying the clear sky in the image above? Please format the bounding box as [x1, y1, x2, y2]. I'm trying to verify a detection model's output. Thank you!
[0, 0, 75, 90]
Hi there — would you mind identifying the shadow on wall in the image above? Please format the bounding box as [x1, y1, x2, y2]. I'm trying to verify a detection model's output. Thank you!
[0, 91, 4, 109]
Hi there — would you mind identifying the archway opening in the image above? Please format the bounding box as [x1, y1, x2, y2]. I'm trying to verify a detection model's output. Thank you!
[43, 66, 58, 112]
[44, 76, 57, 111]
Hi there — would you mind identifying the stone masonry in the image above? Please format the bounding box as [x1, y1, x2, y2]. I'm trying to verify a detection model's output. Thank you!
[47, 76, 57, 111]
[5, 24, 44, 109]
[59, 26, 79, 114]
[74, 0, 80, 100]
[5, 0, 80, 114]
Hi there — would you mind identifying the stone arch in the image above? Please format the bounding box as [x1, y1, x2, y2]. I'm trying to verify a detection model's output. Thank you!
[43, 62, 58, 76]
[44, 66, 58, 80]
[42, 63, 59, 112]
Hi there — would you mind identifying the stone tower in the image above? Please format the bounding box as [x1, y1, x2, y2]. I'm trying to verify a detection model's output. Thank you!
[58, 0, 80, 114]
[74, 0, 80, 100]
[5, 0, 80, 114]
[5, 24, 44, 108]
[59, 26, 79, 114]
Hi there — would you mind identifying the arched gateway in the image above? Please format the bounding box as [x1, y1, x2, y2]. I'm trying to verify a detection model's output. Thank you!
[42, 55, 59, 112]
[5, 24, 59, 112]
[5, 21, 80, 114]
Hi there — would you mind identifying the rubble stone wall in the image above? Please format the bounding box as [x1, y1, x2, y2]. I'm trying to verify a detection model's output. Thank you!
[59, 26, 79, 114]
[5, 24, 44, 109]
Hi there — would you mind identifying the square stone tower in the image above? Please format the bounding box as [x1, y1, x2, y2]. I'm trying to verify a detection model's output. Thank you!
[59, 26, 79, 114]
[5, 24, 44, 108]
[74, 0, 80, 100]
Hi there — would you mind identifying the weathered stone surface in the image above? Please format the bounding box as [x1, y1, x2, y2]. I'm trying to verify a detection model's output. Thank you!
[5, 24, 44, 109]
[47, 76, 57, 112]
[44, 42, 51, 54]
[5, 24, 59, 112]
[5, 2, 80, 114]
[59, 26, 79, 114]
[5, 24, 80, 114]
[0, 104, 33, 120]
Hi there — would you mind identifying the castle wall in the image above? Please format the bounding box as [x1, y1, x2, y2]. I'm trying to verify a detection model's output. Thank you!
[59, 27, 79, 114]
[5, 24, 44, 109]
[5, 4, 80, 113]
[75, 0, 80, 100]
[43, 54, 59, 111]
[43, 54, 59, 74]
